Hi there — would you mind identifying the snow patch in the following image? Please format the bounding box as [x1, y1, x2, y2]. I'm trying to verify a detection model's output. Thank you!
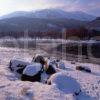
[48, 72, 81, 94]
[23, 63, 42, 76]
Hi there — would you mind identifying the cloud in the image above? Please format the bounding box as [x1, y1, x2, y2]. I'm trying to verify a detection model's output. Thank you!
[0, 0, 48, 15]
[49, 0, 100, 16]
[74, 0, 100, 16]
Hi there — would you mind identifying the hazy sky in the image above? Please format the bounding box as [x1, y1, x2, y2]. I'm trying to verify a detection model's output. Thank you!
[0, 0, 100, 16]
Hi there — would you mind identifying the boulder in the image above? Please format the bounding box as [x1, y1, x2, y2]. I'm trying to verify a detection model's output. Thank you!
[76, 66, 91, 73]
[21, 63, 43, 82]
[45, 64, 56, 75]
[58, 61, 66, 70]
[32, 55, 45, 66]
[47, 72, 81, 95]
[9, 59, 31, 75]
[44, 60, 56, 75]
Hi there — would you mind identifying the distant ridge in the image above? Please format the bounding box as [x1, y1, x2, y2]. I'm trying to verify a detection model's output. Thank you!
[0, 8, 96, 21]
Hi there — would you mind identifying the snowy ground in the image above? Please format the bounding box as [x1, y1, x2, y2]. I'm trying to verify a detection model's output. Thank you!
[0, 47, 100, 100]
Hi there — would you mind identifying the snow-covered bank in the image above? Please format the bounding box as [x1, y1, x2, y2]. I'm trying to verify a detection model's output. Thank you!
[0, 47, 100, 100]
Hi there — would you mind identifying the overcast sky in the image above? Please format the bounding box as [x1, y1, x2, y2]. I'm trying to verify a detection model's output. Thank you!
[0, 0, 100, 16]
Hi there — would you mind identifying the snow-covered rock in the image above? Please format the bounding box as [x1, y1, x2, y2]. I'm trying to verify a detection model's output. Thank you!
[76, 66, 91, 73]
[44, 59, 57, 75]
[47, 58, 66, 70]
[32, 54, 45, 65]
[23, 63, 42, 76]
[48, 57, 58, 65]
[47, 72, 81, 95]
[9, 59, 31, 75]
[45, 64, 56, 75]
[21, 63, 43, 82]
[58, 61, 66, 70]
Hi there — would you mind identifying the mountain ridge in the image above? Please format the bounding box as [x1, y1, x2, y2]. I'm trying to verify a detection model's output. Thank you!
[0, 8, 96, 21]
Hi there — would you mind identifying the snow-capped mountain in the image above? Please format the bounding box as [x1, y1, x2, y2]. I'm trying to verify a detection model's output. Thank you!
[0, 9, 96, 21]
[33, 9, 68, 19]
[33, 9, 96, 21]
[0, 11, 31, 19]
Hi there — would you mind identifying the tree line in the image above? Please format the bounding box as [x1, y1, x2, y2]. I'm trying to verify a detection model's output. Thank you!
[0, 27, 99, 40]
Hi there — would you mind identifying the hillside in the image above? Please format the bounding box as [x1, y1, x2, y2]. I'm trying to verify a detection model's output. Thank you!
[86, 17, 100, 31]
[0, 17, 87, 38]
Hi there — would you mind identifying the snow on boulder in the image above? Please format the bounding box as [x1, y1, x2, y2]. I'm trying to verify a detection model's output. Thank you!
[47, 58, 66, 70]
[9, 59, 31, 74]
[21, 63, 43, 82]
[23, 63, 42, 76]
[47, 72, 81, 95]
[48, 57, 58, 65]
